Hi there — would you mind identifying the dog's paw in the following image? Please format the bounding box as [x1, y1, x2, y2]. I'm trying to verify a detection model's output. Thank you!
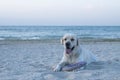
[53, 66, 61, 72]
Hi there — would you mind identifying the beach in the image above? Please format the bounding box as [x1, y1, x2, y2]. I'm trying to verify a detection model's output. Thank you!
[0, 40, 120, 80]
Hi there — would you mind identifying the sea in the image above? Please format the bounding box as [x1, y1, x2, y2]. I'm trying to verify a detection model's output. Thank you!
[0, 26, 120, 40]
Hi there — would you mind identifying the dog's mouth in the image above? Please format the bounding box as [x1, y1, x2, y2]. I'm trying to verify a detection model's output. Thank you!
[66, 46, 75, 54]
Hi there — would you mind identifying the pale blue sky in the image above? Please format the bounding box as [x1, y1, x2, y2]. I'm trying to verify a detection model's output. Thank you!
[0, 0, 120, 26]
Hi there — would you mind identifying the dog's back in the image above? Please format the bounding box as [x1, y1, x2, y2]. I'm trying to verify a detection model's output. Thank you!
[78, 47, 97, 64]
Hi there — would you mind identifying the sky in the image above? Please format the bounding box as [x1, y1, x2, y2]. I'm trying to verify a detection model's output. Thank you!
[0, 0, 120, 26]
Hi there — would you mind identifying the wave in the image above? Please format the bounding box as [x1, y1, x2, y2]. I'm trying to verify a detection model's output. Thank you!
[0, 26, 120, 40]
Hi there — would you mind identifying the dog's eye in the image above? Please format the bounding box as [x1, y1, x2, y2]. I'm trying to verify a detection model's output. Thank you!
[71, 38, 74, 41]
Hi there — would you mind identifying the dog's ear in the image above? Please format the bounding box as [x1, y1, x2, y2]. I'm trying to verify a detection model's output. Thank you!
[61, 38, 64, 45]
[77, 39, 79, 46]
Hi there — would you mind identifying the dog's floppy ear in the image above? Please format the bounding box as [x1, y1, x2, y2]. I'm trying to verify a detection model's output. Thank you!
[61, 38, 64, 45]
[77, 39, 79, 46]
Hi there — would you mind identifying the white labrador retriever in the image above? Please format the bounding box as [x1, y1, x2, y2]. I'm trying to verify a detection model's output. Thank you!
[54, 33, 97, 71]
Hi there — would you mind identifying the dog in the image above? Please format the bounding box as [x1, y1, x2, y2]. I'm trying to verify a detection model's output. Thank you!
[54, 33, 97, 71]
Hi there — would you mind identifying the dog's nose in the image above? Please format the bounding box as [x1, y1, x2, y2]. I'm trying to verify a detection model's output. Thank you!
[66, 42, 70, 47]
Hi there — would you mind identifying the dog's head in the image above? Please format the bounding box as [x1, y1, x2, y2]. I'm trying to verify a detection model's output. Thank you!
[61, 34, 79, 54]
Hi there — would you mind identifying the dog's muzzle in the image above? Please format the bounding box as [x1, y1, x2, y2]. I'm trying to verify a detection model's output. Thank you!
[65, 42, 75, 54]
[66, 46, 75, 54]
[65, 42, 70, 49]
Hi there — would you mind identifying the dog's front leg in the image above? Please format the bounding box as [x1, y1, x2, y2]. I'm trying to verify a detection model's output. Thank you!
[54, 57, 67, 72]
[54, 61, 66, 71]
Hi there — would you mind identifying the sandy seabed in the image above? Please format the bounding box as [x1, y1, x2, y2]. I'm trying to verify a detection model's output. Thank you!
[0, 40, 120, 80]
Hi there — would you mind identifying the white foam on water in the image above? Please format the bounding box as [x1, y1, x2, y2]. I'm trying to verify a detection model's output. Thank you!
[0, 26, 120, 40]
